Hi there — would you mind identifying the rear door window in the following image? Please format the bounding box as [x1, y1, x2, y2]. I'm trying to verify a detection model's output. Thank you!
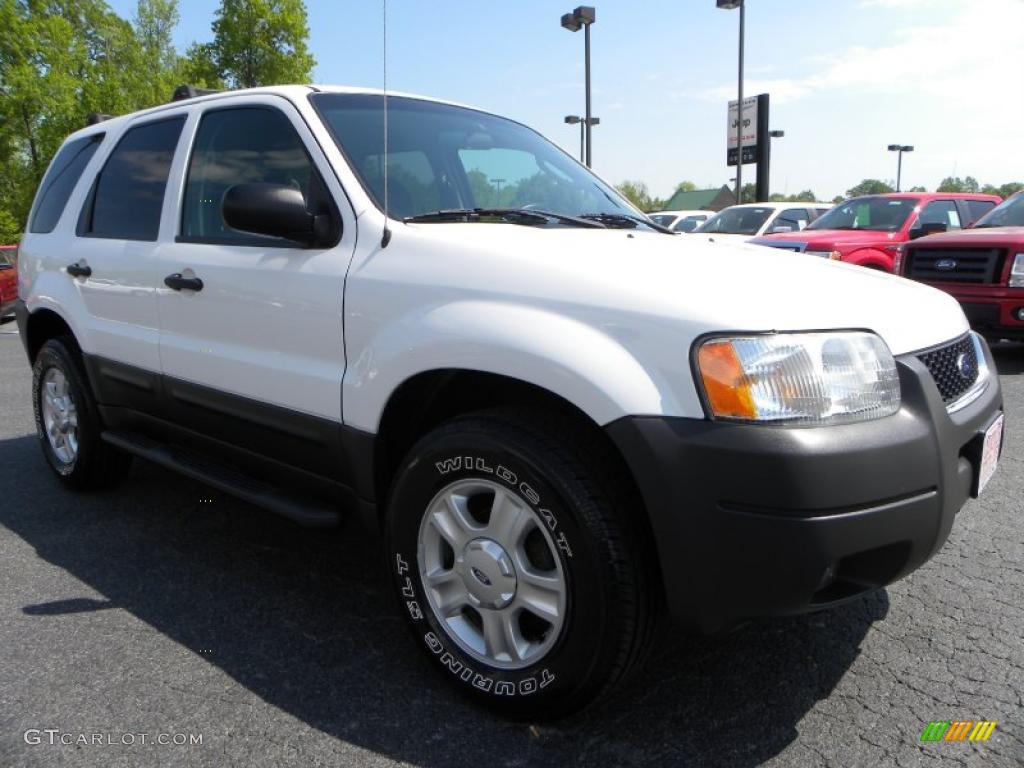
[81, 117, 185, 241]
[29, 134, 105, 234]
[918, 200, 961, 231]
[772, 208, 811, 233]
[964, 200, 996, 226]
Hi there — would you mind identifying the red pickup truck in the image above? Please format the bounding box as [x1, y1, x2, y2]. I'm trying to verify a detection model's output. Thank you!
[897, 191, 1024, 341]
[751, 193, 1002, 272]
[0, 245, 17, 321]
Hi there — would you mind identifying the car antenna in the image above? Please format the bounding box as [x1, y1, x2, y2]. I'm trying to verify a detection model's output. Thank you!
[380, 0, 392, 249]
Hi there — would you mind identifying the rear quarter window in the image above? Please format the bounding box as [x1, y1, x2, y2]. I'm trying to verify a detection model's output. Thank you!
[28, 134, 105, 234]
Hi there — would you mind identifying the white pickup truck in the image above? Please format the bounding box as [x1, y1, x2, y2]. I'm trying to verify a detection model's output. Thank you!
[14, 85, 1004, 718]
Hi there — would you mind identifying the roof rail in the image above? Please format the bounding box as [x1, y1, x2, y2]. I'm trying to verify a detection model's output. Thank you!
[86, 113, 113, 126]
[171, 85, 221, 102]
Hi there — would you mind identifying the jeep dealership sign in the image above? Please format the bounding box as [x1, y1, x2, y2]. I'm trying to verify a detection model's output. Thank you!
[727, 95, 758, 166]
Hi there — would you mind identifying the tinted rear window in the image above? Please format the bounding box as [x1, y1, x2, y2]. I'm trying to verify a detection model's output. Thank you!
[29, 134, 105, 234]
[83, 117, 185, 241]
[965, 200, 996, 225]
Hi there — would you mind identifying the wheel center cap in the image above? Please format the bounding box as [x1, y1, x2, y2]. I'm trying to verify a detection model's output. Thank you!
[459, 538, 517, 610]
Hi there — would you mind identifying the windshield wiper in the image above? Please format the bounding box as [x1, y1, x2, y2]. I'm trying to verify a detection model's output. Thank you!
[579, 212, 674, 233]
[403, 208, 605, 228]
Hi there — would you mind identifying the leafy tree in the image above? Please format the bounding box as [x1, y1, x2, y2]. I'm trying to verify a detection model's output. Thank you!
[181, 41, 224, 88]
[937, 175, 979, 193]
[210, 0, 315, 88]
[845, 179, 894, 197]
[674, 180, 697, 193]
[134, 0, 185, 104]
[0, 0, 153, 242]
[615, 180, 654, 211]
[984, 182, 1023, 199]
[907, 185, 928, 193]
[832, 195, 844, 204]
[739, 183, 756, 203]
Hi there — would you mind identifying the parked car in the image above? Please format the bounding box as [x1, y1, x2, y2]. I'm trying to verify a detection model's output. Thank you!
[752, 193, 1002, 271]
[0, 245, 18, 322]
[693, 202, 831, 244]
[648, 209, 713, 233]
[14, 85, 1004, 718]
[896, 191, 1024, 340]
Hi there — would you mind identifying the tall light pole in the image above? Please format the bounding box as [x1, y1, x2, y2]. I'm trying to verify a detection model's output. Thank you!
[561, 6, 596, 167]
[887, 144, 914, 192]
[718, 0, 744, 203]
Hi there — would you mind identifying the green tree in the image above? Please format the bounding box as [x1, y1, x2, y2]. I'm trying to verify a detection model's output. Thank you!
[210, 0, 315, 88]
[845, 179, 894, 197]
[134, 0, 184, 103]
[937, 176, 979, 193]
[615, 180, 654, 211]
[674, 180, 697, 193]
[0, 0, 156, 242]
[907, 185, 928, 193]
[997, 182, 1023, 198]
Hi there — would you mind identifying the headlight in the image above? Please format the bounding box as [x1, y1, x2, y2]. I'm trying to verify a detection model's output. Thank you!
[695, 332, 901, 424]
[1010, 253, 1024, 288]
[805, 250, 842, 260]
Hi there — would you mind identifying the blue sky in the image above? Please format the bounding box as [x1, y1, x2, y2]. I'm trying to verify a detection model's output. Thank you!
[108, 0, 1024, 202]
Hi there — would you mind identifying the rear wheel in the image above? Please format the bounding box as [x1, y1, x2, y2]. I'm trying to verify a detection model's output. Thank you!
[32, 337, 130, 489]
[385, 408, 658, 718]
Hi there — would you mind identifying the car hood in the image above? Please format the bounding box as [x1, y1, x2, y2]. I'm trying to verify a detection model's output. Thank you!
[754, 229, 902, 248]
[909, 226, 1024, 247]
[399, 224, 967, 355]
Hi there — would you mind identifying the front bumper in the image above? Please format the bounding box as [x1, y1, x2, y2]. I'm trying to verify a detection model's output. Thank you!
[606, 341, 1004, 634]
[959, 297, 1024, 340]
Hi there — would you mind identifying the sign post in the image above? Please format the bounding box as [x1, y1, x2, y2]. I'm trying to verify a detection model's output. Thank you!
[726, 93, 771, 202]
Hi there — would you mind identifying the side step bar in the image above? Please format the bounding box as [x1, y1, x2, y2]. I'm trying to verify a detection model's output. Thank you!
[101, 431, 340, 528]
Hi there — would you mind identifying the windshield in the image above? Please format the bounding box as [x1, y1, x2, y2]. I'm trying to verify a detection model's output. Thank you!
[973, 193, 1024, 228]
[649, 214, 676, 227]
[674, 215, 704, 233]
[807, 196, 916, 232]
[695, 207, 773, 236]
[311, 93, 642, 224]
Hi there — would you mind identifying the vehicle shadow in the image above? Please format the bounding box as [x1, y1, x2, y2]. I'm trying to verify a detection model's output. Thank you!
[0, 434, 884, 767]
[991, 341, 1024, 375]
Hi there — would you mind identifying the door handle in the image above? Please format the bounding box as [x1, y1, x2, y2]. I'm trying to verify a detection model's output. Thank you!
[164, 272, 204, 292]
[66, 263, 92, 278]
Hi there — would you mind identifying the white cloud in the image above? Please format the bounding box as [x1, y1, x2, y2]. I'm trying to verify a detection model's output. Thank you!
[700, 0, 1024, 107]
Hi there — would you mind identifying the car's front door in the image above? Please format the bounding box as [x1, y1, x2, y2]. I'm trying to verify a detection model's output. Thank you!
[154, 97, 356, 476]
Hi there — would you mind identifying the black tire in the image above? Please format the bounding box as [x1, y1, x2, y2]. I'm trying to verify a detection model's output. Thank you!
[32, 336, 130, 489]
[385, 407, 659, 719]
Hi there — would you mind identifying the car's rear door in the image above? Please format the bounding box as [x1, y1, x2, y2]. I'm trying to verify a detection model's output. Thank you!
[153, 95, 357, 476]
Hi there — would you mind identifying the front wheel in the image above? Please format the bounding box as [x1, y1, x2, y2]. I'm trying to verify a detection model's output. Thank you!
[385, 408, 657, 718]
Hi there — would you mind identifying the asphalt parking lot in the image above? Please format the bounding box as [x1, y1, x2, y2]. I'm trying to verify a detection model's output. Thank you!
[0, 327, 1021, 768]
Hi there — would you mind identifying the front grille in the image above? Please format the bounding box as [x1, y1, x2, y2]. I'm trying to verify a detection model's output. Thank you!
[917, 334, 979, 404]
[906, 247, 1005, 284]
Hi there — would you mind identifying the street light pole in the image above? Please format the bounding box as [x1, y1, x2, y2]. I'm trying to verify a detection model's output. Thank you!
[584, 20, 592, 167]
[887, 144, 914, 192]
[718, 0, 745, 203]
[561, 6, 597, 167]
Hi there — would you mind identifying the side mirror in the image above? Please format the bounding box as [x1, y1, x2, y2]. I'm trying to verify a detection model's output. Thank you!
[223, 183, 330, 247]
[909, 221, 948, 240]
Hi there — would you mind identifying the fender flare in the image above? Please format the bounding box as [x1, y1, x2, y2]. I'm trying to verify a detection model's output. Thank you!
[344, 300, 678, 433]
[844, 248, 893, 271]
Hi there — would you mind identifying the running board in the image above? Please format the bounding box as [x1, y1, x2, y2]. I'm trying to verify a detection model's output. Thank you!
[101, 431, 341, 528]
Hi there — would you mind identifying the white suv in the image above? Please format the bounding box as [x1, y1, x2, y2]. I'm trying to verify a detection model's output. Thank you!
[14, 85, 1004, 718]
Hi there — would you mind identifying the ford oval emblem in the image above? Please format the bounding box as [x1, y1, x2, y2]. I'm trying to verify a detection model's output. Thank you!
[935, 258, 958, 271]
[956, 352, 976, 381]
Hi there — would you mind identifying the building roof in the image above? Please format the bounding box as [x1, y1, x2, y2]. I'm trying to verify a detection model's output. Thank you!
[665, 185, 735, 212]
